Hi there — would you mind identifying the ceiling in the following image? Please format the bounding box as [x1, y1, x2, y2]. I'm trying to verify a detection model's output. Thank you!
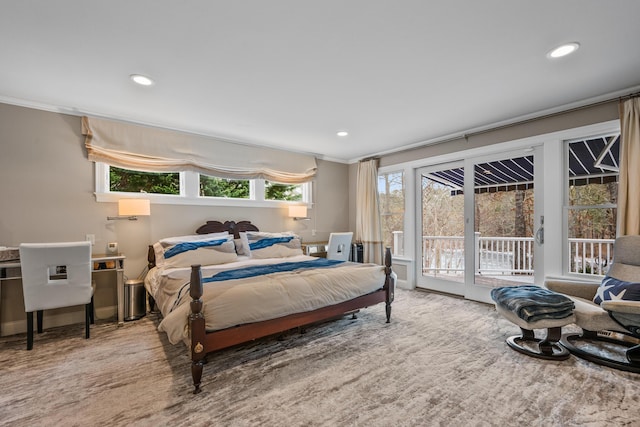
[1, 1, 640, 164]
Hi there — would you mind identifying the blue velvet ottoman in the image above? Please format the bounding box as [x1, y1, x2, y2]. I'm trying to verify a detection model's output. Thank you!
[491, 285, 576, 360]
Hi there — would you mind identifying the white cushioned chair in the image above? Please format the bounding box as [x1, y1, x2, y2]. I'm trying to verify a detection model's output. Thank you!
[545, 235, 640, 373]
[326, 232, 353, 261]
[19, 241, 94, 350]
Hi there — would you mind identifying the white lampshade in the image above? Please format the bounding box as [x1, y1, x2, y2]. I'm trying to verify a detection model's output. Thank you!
[288, 205, 307, 219]
[118, 199, 150, 217]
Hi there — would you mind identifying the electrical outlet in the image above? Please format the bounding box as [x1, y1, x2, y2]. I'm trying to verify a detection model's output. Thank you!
[312, 229, 316, 237]
[85, 234, 95, 245]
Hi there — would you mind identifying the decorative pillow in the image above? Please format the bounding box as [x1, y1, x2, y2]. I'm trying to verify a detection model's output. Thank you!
[240, 231, 303, 259]
[162, 239, 237, 269]
[153, 232, 232, 267]
[593, 276, 640, 305]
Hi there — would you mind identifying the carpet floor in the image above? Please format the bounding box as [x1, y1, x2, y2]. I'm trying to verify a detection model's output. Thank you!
[0, 289, 638, 427]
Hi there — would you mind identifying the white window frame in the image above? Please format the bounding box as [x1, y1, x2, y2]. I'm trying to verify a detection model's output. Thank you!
[374, 120, 620, 293]
[94, 162, 312, 208]
[377, 169, 406, 256]
[563, 132, 620, 278]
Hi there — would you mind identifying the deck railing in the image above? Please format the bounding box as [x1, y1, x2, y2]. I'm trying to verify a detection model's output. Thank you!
[390, 232, 614, 277]
[421, 234, 534, 275]
[568, 238, 615, 275]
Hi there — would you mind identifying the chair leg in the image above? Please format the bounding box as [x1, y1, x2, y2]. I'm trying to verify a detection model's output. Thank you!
[85, 303, 91, 340]
[26, 311, 34, 350]
[36, 310, 43, 333]
[89, 296, 95, 325]
[561, 330, 640, 374]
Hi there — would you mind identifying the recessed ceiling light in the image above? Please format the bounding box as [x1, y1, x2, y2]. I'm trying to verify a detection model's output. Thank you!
[337, 131, 349, 137]
[547, 42, 580, 59]
[130, 74, 155, 86]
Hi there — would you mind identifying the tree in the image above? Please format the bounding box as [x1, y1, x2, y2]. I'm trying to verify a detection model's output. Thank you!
[379, 172, 405, 253]
[265, 181, 302, 201]
[110, 167, 179, 194]
[200, 176, 249, 198]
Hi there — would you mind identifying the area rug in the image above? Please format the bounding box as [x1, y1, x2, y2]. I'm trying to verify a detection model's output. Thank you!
[0, 289, 637, 426]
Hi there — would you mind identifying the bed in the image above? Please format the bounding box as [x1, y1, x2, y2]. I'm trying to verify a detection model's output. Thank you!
[145, 220, 395, 394]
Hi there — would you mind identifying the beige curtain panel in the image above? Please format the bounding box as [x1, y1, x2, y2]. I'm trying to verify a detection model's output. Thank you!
[355, 158, 383, 265]
[81, 116, 317, 184]
[617, 97, 640, 236]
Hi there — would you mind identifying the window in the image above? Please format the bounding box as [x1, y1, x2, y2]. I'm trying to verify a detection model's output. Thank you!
[566, 134, 619, 276]
[378, 170, 405, 256]
[200, 175, 250, 199]
[265, 181, 303, 201]
[109, 167, 180, 195]
[95, 163, 311, 206]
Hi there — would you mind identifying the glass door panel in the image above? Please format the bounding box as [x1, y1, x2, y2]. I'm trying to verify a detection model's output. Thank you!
[417, 163, 465, 295]
[472, 155, 535, 288]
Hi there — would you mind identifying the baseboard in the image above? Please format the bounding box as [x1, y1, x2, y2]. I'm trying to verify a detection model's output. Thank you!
[396, 279, 414, 290]
[1, 305, 117, 337]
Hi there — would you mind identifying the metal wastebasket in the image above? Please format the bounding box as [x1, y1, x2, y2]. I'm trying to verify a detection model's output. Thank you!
[124, 279, 146, 321]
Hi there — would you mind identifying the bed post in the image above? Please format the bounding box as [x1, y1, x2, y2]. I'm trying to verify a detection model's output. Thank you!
[384, 247, 394, 323]
[189, 264, 206, 394]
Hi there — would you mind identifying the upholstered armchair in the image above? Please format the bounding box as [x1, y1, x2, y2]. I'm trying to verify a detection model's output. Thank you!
[545, 235, 640, 373]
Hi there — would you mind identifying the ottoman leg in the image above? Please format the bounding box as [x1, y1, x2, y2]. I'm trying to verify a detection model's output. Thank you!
[538, 326, 563, 356]
[507, 326, 570, 360]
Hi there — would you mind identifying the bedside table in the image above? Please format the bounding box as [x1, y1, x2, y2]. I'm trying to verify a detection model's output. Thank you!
[301, 242, 328, 257]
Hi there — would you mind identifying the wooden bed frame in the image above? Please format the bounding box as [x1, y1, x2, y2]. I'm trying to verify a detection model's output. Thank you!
[148, 220, 394, 394]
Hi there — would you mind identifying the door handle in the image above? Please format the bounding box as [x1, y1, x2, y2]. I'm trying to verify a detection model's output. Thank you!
[535, 216, 544, 245]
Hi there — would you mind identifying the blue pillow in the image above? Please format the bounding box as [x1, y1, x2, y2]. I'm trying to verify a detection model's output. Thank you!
[593, 276, 640, 305]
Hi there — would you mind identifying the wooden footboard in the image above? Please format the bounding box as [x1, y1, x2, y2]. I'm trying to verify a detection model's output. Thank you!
[188, 247, 394, 394]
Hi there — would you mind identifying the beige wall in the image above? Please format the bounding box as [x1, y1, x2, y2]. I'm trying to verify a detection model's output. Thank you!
[379, 100, 619, 168]
[348, 100, 619, 226]
[0, 103, 349, 335]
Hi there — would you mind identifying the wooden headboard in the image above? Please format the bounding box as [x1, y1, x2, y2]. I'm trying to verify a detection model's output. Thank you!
[195, 220, 259, 239]
[147, 220, 259, 269]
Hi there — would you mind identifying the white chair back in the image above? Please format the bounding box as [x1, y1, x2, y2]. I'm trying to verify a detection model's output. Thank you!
[19, 242, 92, 313]
[327, 232, 353, 261]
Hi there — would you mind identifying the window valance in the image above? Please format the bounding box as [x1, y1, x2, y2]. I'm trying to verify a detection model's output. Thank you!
[81, 116, 317, 184]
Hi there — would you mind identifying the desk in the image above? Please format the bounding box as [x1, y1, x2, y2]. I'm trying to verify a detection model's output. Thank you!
[0, 254, 126, 334]
[302, 242, 328, 257]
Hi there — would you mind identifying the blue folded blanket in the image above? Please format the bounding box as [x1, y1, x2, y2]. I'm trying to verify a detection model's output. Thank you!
[491, 285, 575, 323]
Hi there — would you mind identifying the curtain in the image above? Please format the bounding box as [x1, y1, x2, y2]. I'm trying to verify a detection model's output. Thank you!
[81, 116, 317, 184]
[617, 97, 640, 236]
[355, 158, 383, 264]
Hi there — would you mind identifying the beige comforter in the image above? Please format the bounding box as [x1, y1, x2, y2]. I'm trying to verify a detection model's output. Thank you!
[145, 255, 387, 345]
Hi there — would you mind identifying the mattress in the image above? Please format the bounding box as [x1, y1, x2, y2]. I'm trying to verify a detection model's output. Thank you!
[145, 255, 387, 345]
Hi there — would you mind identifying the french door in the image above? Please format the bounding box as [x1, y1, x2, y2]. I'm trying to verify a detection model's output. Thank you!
[416, 161, 466, 295]
[416, 147, 543, 302]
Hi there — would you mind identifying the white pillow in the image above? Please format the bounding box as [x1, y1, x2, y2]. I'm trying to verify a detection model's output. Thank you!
[240, 231, 303, 259]
[160, 232, 229, 246]
[162, 240, 237, 269]
[153, 232, 231, 267]
[234, 238, 246, 255]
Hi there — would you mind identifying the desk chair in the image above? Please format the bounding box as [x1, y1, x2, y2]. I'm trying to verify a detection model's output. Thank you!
[20, 241, 93, 350]
[327, 232, 353, 261]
